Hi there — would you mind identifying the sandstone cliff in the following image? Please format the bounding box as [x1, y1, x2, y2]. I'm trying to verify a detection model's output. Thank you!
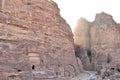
[0, 0, 81, 80]
[74, 12, 120, 71]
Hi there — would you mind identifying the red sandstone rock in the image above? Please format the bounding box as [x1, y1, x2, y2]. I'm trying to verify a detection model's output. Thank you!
[0, 0, 82, 80]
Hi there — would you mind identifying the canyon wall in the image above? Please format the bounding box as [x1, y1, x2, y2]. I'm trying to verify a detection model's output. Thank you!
[74, 12, 120, 71]
[0, 0, 82, 80]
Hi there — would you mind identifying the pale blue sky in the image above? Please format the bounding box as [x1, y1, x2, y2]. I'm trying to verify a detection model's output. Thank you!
[53, 0, 120, 30]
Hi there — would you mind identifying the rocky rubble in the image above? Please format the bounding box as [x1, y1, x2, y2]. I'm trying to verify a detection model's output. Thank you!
[0, 0, 82, 80]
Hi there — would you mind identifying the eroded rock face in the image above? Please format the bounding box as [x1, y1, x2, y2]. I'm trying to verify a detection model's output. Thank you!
[74, 12, 120, 71]
[0, 0, 81, 80]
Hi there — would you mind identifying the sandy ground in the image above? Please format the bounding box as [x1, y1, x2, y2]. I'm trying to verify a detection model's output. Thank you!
[71, 71, 97, 80]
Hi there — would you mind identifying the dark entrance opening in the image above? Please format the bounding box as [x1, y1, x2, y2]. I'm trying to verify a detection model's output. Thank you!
[32, 65, 35, 70]
[17, 69, 22, 72]
[87, 49, 92, 63]
[110, 68, 115, 70]
[117, 68, 120, 72]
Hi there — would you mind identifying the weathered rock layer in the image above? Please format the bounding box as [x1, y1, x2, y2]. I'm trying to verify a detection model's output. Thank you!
[0, 0, 81, 80]
[74, 12, 120, 71]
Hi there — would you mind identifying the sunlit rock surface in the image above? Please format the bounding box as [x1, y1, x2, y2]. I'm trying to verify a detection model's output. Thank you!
[0, 0, 82, 80]
[74, 12, 120, 71]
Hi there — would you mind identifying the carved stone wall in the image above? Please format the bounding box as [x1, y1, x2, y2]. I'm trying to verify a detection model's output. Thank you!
[0, 0, 82, 80]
